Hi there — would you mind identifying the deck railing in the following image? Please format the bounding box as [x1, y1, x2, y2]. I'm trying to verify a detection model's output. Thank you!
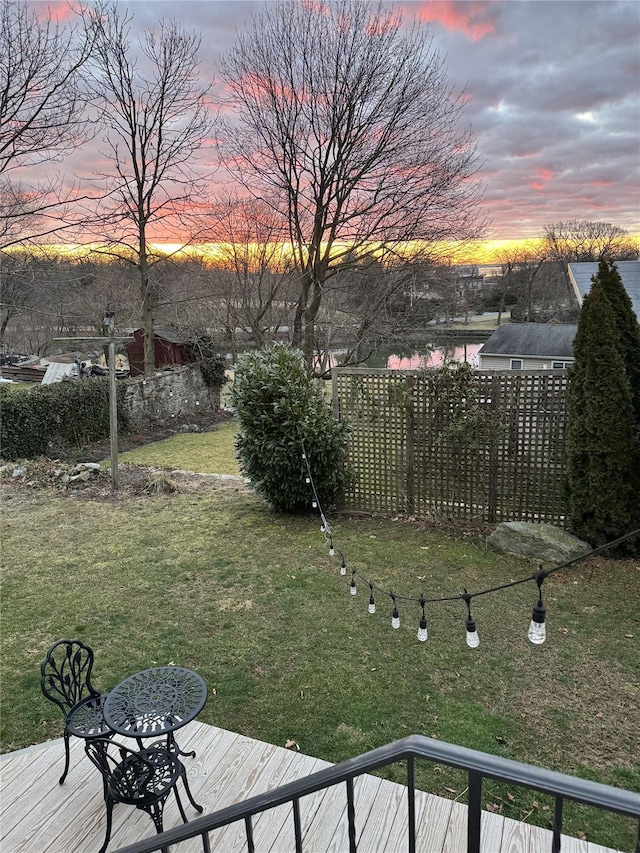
[112, 734, 640, 853]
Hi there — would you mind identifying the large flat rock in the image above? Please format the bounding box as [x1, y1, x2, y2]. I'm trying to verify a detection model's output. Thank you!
[488, 522, 591, 564]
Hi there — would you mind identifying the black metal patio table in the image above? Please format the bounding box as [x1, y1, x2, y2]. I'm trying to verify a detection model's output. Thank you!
[103, 666, 208, 756]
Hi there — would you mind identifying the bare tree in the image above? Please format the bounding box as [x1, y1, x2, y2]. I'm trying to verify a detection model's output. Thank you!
[543, 220, 639, 263]
[82, 2, 214, 374]
[0, 0, 94, 247]
[495, 244, 546, 323]
[219, 0, 485, 367]
[205, 193, 296, 355]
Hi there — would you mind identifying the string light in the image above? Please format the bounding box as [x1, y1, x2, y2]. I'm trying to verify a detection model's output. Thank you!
[391, 594, 400, 629]
[368, 584, 376, 614]
[462, 591, 479, 649]
[528, 570, 547, 645]
[299, 433, 640, 648]
[417, 596, 428, 642]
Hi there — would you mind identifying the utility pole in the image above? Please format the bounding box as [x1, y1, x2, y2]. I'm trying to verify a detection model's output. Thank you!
[54, 314, 133, 491]
[103, 311, 119, 490]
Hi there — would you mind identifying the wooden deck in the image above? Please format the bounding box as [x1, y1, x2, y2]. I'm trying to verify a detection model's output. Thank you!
[0, 721, 623, 853]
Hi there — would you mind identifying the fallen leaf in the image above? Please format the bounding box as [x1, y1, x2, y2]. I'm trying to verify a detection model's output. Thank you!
[577, 831, 587, 841]
[486, 802, 502, 813]
[506, 792, 515, 802]
[284, 739, 300, 751]
[444, 786, 457, 794]
[624, 634, 634, 638]
[495, 736, 507, 744]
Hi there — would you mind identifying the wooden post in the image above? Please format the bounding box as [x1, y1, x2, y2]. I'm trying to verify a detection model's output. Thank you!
[54, 320, 133, 493]
[108, 334, 118, 491]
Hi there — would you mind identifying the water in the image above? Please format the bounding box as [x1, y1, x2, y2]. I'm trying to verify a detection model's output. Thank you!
[329, 338, 485, 371]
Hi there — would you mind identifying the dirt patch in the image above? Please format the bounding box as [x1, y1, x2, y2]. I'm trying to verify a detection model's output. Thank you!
[1, 443, 247, 504]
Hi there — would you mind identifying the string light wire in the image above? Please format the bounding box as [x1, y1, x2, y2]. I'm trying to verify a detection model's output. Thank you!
[299, 436, 640, 644]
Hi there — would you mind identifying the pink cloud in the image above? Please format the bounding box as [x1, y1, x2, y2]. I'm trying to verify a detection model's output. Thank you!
[408, 1, 496, 41]
[34, 2, 77, 23]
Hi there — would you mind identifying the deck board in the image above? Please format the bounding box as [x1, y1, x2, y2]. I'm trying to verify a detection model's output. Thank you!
[0, 722, 625, 853]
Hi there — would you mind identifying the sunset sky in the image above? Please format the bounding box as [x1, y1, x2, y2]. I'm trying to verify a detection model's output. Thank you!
[32, 0, 640, 253]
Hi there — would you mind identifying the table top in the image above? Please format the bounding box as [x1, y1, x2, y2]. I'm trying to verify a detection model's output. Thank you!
[103, 666, 207, 739]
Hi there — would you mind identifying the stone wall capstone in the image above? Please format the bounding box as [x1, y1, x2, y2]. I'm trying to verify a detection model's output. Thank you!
[124, 365, 219, 429]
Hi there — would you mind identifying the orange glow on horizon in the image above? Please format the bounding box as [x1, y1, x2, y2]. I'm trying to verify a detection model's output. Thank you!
[13, 235, 640, 266]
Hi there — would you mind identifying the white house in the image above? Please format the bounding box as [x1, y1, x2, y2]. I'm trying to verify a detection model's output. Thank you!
[478, 324, 577, 370]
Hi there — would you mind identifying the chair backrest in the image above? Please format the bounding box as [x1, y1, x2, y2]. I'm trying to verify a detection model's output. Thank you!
[85, 738, 159, 804]
[40, 639, 99, 716]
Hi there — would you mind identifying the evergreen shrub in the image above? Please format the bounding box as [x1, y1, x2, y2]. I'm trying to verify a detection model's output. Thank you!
[0, 379, 128, 460]
[564, 259, 640, 550]
[229, 342, 351, 512]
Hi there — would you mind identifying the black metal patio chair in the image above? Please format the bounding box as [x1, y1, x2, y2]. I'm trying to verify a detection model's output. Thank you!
[84, 738, 203, 853]
[40, 638, 113, 784]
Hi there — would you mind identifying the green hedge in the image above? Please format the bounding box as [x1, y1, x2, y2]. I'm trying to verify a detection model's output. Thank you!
[0, 379, 129, 460]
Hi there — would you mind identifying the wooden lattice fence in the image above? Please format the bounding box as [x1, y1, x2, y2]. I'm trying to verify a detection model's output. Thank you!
[332, 368, 568, 525]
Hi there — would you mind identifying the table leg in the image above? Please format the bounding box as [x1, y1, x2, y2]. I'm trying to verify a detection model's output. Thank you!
[167, 731, 196, 759]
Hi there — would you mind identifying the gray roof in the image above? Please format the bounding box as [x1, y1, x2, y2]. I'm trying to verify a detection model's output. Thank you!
[132, 326, 188, 345]
[479, 324, 577, 358]
[568, 260, 640, 322]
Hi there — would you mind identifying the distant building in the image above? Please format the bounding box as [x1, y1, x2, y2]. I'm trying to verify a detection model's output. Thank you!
[126, 327, 190, 376]
[568, 260, 640, 321]
[478, 324, 577, 370]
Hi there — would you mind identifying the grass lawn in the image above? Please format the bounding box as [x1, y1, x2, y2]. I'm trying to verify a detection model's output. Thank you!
[117, 419, 240, 475]
[1, 430, 639, 849]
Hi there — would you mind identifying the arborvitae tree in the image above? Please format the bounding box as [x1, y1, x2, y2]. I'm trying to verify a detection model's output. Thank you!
[565, 270, 640, 549]
[594, 258, 640, 422]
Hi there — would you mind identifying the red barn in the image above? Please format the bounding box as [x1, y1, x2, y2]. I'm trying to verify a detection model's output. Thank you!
[126, 327, 190, 376]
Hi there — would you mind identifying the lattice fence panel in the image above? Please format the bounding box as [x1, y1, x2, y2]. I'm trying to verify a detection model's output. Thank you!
[333, 368, 568, 525]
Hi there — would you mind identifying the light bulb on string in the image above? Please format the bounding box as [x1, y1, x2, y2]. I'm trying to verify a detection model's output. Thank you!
[391, 594, 400, 629]
[329, 537, 335, 557]
[306, 476, 311, 484]
[417, 596, 428, 642]
[313, 499, 318, 509]
[368, 584, 376, 614]
[462, 591, 479, 649]
[340, 556, 347, 576]
[350, 570, 357, 596]
[528, 570, 547, 645]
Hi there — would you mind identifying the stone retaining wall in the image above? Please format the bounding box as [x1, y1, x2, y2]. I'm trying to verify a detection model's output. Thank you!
[123, 365, 220, 429]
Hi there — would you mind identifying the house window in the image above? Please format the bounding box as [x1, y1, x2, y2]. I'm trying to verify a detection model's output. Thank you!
[510, 359, 523, 370]
[551, 361, 570, 369]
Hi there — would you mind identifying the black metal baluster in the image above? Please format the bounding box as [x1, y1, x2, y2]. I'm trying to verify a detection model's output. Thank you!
[346, 778, 357, 853]
[407, 756, 416, 853]
[467, 771, 482, 853]
[293, 797, 303, 852]
[245, 815, 254, 853]
[552, 796, 563, 853]
[201, 830, 211, 852]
